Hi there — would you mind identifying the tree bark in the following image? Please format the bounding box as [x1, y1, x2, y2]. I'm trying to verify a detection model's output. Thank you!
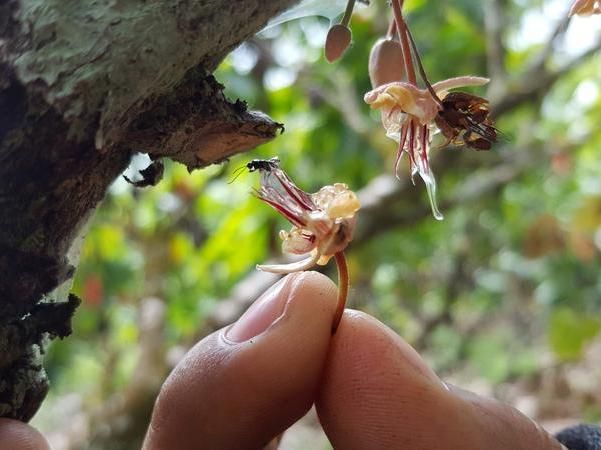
[0, 0, 296, 421]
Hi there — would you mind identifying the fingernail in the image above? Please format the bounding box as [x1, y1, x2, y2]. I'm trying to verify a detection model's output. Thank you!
[225, 274, 296, 343]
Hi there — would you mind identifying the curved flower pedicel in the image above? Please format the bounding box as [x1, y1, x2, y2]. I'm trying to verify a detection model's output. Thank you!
[364, 0, 497, 220]
[249, 158, 360, 332]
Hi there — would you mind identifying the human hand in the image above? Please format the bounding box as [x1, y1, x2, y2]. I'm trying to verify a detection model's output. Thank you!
[0, 272, 589, 449]
[142, 271, 567, 450]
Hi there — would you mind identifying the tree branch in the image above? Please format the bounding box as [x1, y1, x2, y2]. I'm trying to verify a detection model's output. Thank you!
[490, 15, 599, 117]
[0, 0, 299, 421]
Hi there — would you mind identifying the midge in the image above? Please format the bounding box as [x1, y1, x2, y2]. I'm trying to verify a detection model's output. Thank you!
[228, 157, 281, 183]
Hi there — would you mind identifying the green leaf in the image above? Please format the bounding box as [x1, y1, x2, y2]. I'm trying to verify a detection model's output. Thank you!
[549, 308, 601, 361]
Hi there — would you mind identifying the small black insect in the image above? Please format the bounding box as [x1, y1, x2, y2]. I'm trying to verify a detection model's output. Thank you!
[246, 157, 281, 172]
[229, 157, 281, 183]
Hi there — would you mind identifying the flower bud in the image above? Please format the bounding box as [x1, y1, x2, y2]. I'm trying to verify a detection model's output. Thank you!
[368, 38, 405, 88]
[325, 24, 352, 63]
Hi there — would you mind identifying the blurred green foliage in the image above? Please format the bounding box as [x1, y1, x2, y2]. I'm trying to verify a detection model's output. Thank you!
[34, 0, 601, 446]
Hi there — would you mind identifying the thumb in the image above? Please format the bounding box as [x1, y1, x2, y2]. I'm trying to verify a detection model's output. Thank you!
[143, 271, 338, 450]
[316, 311, 563, 450]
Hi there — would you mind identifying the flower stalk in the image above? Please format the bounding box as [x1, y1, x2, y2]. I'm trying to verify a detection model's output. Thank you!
[340, 0, 356, 27]
[333, 251, 349, 332]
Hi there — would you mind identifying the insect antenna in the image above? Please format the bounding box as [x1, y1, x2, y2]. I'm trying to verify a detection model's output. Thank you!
[227, 165, 248, 184]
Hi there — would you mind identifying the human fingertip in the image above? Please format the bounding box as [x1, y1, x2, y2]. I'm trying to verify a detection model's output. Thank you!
[329, 310, 442, 385]
[317, 310, 449, 449]
[319, 311, 564, 450]
[0, 418, 51, 450]
[289, 271, 339, 318]
[225, 273, 296, 343]
[224, 271, 337, 343]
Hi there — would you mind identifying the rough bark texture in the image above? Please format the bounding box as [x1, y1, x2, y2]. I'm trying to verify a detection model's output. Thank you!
[0, 0, 296, 421]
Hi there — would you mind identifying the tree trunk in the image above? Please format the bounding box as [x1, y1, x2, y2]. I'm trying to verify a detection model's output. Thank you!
[0, 0, 296, 421]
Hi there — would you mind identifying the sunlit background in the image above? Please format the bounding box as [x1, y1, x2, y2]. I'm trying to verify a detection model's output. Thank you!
[32, 1, 601, 448]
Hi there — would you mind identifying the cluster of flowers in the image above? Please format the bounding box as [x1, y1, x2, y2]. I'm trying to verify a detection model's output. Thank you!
[246, 0, 595, 332]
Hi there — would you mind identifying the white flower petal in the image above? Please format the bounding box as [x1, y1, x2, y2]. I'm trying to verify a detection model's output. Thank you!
[431, 76, 489, 94]
[256, 252, 321, 274]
